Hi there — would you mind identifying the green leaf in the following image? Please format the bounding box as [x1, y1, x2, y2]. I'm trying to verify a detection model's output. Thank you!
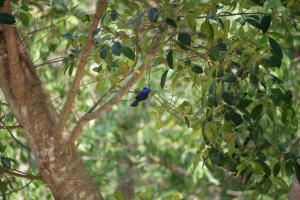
[110, 10, 118, 21]
[165, 18, 177, 28]
[178, 32, 191, 46]
[0, 0, 4, 8]
[114, 191, 127, 200]
[220, 74, 236, 83]
[100, 45, 109, 59]
[230, 112, 243, 125]
[285, 90, 293, 105]
[249, 127, 258, 141]
[260, 15, 271, 34]
[259, 160, 271, 177]
[206, 20, 214, 44]
[68, 64, 74, 76]
[177, 42, 189, 50]
[222, 92, 235, 105]
[20, 12, 30, 27]
[111, 41, 122, 56]
[187, 13, 196, 31]
[251, 160, 264, 172]
[82, 14, 90, 22]
[214, 42, 227, 51]
[238, 98, 252, 109]
[160, 70, 168, 89]
[269, 37, 283, 60]
[272, 177, 289, 191]
[286, 160, 294, 176]
[191, 65, 203, 74]
[198, 20, 215, 44]
[261, 56, 281, 68]
[258, 177, 272, 193]
[217, 18, 225, 30]
[1, 157, 11, 169]
[209, 148, 224, 166]
[0, 181, 7, 194]
[184, 116, 190, 128]
[61, 32, 72, 41]
[0, 12, 16, 24]
[166, 50, 173, 69]
[93, 64, 102, 73]
[122, 46, 135, 61]
[246, 18, 261, 30]
[257, 152, 267, 162]
[271, 88, 285, 105]
[273, 162, 280, 177]
[209, 42, 227, 61]
[251, 0, 265, 6]
[284, 152, 296, 160]
[92, 28, 101, 37]
[147, 8, 158, 22]
[251, 104, 263, 121]
[249, 15, 260, 20]
[52, 0, 68, 11]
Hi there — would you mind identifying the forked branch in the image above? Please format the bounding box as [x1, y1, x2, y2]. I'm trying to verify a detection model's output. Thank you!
[3, 1, 25, 102]
[69, 37, 160, 143]
[56, 0, 107, 136]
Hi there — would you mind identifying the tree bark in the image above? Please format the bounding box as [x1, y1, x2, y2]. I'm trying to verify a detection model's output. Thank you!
[0, 25, 103, 200]
[289, 177, 300, 200]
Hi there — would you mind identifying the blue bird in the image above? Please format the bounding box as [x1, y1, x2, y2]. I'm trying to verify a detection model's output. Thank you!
[131, 87, 151, 107]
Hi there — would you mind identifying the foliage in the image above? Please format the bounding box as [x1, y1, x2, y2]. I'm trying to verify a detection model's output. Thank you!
[0, 0, 300, 199]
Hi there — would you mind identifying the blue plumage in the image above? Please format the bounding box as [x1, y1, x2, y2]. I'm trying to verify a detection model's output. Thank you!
[131, 87, 151, 107]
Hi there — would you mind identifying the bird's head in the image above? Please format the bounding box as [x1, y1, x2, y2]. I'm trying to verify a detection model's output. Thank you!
[143, 87, 151, 93]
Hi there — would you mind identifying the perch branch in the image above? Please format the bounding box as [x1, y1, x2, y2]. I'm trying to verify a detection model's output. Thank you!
[69, 37, 160, 143]
[56, 0, 106, 136]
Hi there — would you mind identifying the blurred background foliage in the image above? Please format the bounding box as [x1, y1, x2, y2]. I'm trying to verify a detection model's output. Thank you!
[0, 0, 300, 199]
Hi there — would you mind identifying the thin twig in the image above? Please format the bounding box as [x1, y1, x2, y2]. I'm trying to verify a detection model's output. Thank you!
[35, 56, 66, 68]
[79, 79, 102, 88]
[92, 165, 117, 177]
[0, 121, 30, 151]
[87, 75, 130, 113]
[0, 125, 22, 129]
[0, 167, 40, 180]
[0, 180, 33, 196]
[88, 86, 116, 113]
[18, 17, 68, 47]
[195, 12, 266, 19]
[147, 155, 187, 177]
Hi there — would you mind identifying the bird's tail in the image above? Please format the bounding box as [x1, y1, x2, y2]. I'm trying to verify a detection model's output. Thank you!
[131, 100, 139, 107]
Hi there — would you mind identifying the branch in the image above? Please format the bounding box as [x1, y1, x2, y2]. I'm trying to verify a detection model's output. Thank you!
[87, 86, 116, 114]
[87, 74, 130, 114]
[35, 56, 66, 68]
[69, 38, 160, 143]
[19, 18, 68, 48]
[195, 12, 266, 19]
[0, 180, 33, 196]
[147, 155, 187, 177]
[0, 121, 30, 151]
[0, 166, 41, 180]
[289, 176, 300, 200]
[55, 0, 106, 136]
[0, 125, 22, 129]
[3, 1, 25, 102]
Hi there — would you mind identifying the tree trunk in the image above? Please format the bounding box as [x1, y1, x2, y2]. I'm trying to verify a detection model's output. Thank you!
[0, 25, 103, 199]
[289, 177, 300, 200]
